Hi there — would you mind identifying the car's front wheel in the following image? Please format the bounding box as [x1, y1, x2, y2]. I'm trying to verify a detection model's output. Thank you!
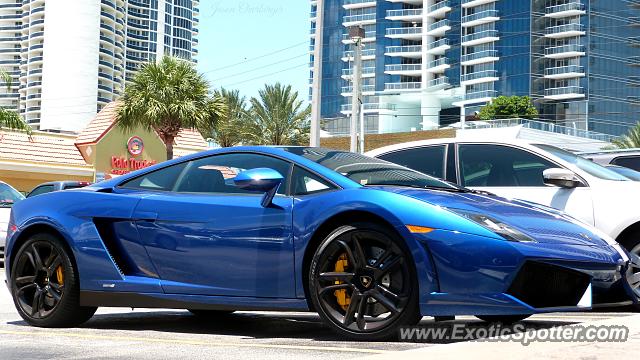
[10, 233, 96, 327]
[309, 223, 420, 341]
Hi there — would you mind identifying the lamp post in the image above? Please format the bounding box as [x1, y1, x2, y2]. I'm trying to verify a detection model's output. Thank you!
[349, 26, 364, 153]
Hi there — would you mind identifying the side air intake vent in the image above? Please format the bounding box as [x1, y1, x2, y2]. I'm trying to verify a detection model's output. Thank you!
[93, 219, 133, 276]
[507, 261, 591, 308]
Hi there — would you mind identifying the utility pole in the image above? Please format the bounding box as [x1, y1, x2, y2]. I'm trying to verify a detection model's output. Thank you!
[349, 26, 364, 153]
[309, 0, 324, 147]
[359, 103, 365, 153]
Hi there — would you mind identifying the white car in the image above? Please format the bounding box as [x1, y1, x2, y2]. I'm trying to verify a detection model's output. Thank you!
[0, 181, 24, 263]
[367, 138, 640, 258]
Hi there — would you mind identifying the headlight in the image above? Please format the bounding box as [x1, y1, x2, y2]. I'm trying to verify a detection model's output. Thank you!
[449, 209, 536, 243]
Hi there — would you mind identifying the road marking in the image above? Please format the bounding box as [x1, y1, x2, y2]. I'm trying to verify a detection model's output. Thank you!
[0, 329, 391, 354]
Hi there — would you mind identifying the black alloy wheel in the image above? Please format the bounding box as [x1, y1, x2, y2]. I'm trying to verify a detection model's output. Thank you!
[309, 223, 420, 340]
[11, 233, 96, 327]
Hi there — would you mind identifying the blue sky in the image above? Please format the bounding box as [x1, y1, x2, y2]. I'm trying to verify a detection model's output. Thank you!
[196, 0, 310, 102]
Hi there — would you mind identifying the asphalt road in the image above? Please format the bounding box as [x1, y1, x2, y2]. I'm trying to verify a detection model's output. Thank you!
[0, 269, 635, 359]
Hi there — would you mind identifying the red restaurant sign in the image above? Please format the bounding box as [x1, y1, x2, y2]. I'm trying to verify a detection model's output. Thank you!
[110, 156, 157, 175]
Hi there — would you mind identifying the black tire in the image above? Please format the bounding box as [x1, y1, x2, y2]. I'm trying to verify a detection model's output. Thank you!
[309, 222, 421, 341]
[10, 233, 97, 327]
[188, 309, 235, 318]
[476, 315, 531, 324]
[618, 231, 640, 303]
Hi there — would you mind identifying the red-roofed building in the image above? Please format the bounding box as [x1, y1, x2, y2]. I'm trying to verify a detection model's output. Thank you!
[0, 102, 208, 192]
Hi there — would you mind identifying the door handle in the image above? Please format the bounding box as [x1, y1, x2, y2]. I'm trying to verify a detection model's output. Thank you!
[132, 211, 158, 222]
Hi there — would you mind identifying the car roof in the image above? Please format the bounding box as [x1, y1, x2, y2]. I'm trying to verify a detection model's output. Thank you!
[578, 149, 640, 156]
[365, 137, 539, 157]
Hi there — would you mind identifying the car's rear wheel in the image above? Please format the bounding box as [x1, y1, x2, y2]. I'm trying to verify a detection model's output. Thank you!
[309, 223, 420, 341]
[476, 315, 530, 324]
[10, 233, 96, 327]
[618, 232, 640, 301]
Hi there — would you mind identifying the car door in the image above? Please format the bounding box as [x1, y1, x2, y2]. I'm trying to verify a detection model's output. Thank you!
[121, 152, 295, 298]
[456, 143, 595, 226]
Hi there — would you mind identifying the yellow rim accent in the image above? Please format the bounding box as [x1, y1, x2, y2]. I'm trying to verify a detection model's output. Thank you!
[334, 253, 350, 311]
[55, 265, 64, 284]
[406, 225, 435, 234]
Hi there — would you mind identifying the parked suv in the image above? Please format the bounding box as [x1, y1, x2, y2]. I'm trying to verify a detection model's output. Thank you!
[27, 181, 91, 198]
[0, 181, 24, 266]
[580, 149, 640, 172]
[367, 139, 640, 259]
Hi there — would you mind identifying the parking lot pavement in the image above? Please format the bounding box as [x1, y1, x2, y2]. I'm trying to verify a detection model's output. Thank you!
[0, 269, 636, 360]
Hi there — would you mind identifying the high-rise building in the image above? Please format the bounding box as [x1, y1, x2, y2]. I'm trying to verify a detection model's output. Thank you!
[0, 0, 199, 133]
[310, 0, 640, 136]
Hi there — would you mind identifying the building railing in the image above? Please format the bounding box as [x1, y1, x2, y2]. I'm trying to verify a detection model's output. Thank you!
[428, 58, 449, 68]
[461, 69, 498, 82]
[341, 84, 375, 93]
[461, 9, 499, 24]
[546, 23, 584, 35]
[545, 86, 584, 96]
[427, 0, 450, 14]
[428, 76, 449, 88]
[427, 38, 450, 49]
[342, 67, 376, 76]
[343, 48, 376, 58]
[343, 0, 376, 5]
[462, 29, 499, 43]
[342, 30, 376, 41]
[387, 9, 423, 17]
[461, 49, 498, 62]
[427, 19, 450, 32]
[545, 44, 585, 56]
[385, 45, 422, 54]
[341, 103, 397, 112]
[386, 27, 423, 36]
[343, 13, 376, 23]
[385, 82, 422, 91]
[545, 2, 585, 15]
[464, 90, 497, 100]
[545, 65, 584, 76]
[385, 63, 422, 72]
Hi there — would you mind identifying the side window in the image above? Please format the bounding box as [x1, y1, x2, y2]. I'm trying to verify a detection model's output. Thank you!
[458, 144, 556, 187]
[377, 145, 446, 179]
[611, 156, 640, 172]
[174, 153, 291, 195]
[291, 166, 335, 196]
[27, 185, 55, 198]
[121, 162, 188, 191]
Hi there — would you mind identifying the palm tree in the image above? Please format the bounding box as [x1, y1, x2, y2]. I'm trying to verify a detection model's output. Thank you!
[201, 88, 247, 148]
[0, 68, 30, 134]
[115, 56, 217, 160]
[246, 83, 311, 145]
[613, 123, 640, 149]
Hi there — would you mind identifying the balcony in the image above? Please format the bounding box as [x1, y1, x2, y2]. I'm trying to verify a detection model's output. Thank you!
[385, 45, 422, 58]
[341, 66, 376, 79]
[544, 86, 585, 100]
[426, 38, 450, 55]
[342, 48, 376, 61]
[545, 23, 585, 39]
[462, 0, 498, 8]
[426, 58, 450, 73]
[340, 102, 397, 113]
[342, 30, 376, 44]
[343, 0, 376, 10]
[544, 65, 585, 79]
[461, 69, 499, 85]
[384, 63, 422, 76]
[341, 84, 375, 96]
[384, 82, 422, 92]
[426, 0, 451, 18]
[461, 10, 499, 28]
[545, 44, 585, 59]
[461, 49, 499, 65]
[453, 90, 498, 107]
[386, 8, 422, 22]
[428, 76, 449, 89]
[386, 27, 423, 40]
[462, 29, 499, 46]
[545, 2, 586, 18]
[343, 13, 376, 26]
[426, 19, 451, 36]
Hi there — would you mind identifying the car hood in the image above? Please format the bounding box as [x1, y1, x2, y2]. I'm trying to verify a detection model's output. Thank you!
[371, 186, 608, 247]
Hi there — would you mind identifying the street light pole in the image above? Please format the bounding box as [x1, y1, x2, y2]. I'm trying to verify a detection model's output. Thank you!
[349, 26, 364, 153]
[309, 0, 324, 147]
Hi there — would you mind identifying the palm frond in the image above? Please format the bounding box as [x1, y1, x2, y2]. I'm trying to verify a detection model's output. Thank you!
[0, 108, 31, 134]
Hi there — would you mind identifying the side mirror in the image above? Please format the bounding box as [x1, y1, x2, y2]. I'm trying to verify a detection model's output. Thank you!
[543, 168, 583, 189]
[233, 168, 284, 207]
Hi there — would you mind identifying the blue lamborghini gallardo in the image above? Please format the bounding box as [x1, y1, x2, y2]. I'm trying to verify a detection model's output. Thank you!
[4, 147, 637, 340]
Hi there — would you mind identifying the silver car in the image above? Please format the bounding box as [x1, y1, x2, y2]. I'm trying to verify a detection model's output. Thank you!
[0, 181, 24, 266]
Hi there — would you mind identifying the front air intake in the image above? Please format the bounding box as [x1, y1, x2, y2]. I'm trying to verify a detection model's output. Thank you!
[507, 261, 591, 308]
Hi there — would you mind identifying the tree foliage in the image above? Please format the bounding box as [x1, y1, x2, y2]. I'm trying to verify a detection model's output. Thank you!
[245, 83, 311, 146]
[613, 122, 640, 149]
[478, 96, 539, 120]
[115, 56, 221, 160]
[0, 68, 30, 134]
[201, 88, 248, 148]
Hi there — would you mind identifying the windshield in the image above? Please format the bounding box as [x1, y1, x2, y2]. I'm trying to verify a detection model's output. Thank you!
[534, 144, 630, 181]
[283, 147, 461, 190]
[0, 182, 25, 208]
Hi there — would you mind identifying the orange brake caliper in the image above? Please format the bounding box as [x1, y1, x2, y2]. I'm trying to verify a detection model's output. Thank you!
[55, 265, 64, 285]
[334, 253, 351, 311]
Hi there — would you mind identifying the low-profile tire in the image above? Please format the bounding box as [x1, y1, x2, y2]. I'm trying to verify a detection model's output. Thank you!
[10, 233, 97, 327]
[476, 315, 531, 324]
[187, 309, 235, 318]
[618, 232, 640, 303]
[309, 222, 421, 341]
